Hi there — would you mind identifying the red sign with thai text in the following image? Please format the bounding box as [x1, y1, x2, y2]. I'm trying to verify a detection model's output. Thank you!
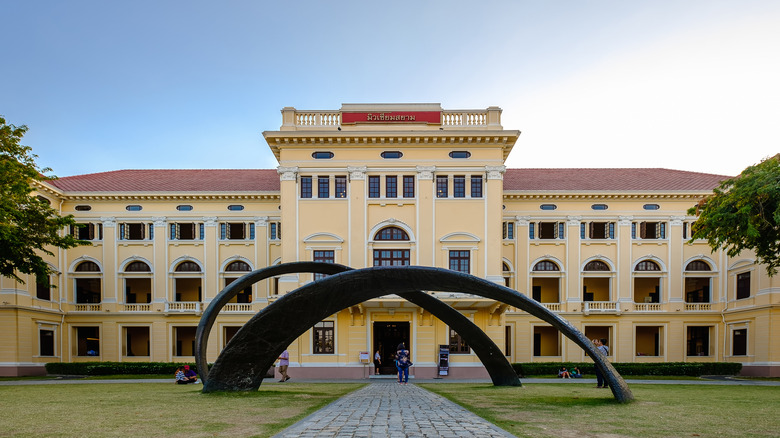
[341, 111, 441, 124]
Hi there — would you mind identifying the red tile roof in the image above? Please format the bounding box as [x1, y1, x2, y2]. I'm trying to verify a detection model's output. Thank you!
[48, 169, 280, 193]
[47, 168, 730, 193]
[503, 168, 730, 192]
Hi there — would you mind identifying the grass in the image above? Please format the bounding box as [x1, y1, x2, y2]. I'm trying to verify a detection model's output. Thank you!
[2, 380, 778, 437]
[0, 381, 364, 437]
[419, 382, 780, 438]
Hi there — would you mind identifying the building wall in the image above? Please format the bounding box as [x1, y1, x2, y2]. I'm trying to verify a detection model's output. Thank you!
[1, 104, 777, 377]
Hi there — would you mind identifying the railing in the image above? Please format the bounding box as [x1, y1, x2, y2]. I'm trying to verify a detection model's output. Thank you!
[583, 301, 619, 313]
[285, 108, 496, 129]
[122, 304, 151, 312]
[685, 303, 713, 311]
[441, 110, 488, 127]
[165, 302, 201, 313]
[541, 303, 561, 312]
[294, 111, 341, 127]
[222, 303, 253, 312]
[633, 303, 663, 312]
[74, 303, 102, 312]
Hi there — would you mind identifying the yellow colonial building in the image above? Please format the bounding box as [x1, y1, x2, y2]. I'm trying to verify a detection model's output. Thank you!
[2, 104, 778, 377]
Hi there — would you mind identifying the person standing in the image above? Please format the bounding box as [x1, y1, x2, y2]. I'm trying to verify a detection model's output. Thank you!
[396, 342, 411, 384]
[278, 350, 290, 382]
[373, 350, 382, 375]
[593, 339, 610, 388]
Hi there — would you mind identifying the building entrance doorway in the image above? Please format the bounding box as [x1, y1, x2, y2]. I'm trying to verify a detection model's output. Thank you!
[373, 321, 409, 375]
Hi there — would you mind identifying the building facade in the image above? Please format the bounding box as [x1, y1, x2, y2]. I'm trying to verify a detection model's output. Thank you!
[2, 103, 778, 377]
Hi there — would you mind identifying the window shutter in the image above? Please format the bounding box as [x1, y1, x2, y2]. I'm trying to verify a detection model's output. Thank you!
[220, 223, 226, 240]
[581, 223, 586, 239]
[529, 223, 535, 239]
[631, 223, 636, 239]
[508, 223, 514, 239]
[503, 222, 507, 239]
[249, 223, 255, 240]
[639, 222, 647, 239]
[88, 223, 95, 240]
[558, 222, 565, 239]
[170, 224, 176, 240]
[120, 223, 126, 240]
[70, 224, 75, 237]
[240, 224, 246, 240]
[609, 222, 615, 239]
[199, 223, 204, 240]
[659, 223, 666, 239]
[682, 222, 688, 239]
[98, 224, 103, 240]
[143, 224, 148, 240]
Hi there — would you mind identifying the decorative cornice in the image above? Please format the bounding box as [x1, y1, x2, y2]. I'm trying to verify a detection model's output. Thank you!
[347, 166, 367, 180]
[266, 133, 518, 146]
[417, 166, 436, 180]
[277, 166, 298, 181]
[59, 193, 280, 201]
[504, 193, 706, 200]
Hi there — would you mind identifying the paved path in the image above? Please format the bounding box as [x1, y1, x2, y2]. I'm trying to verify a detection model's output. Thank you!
[272, 382, 515, 438]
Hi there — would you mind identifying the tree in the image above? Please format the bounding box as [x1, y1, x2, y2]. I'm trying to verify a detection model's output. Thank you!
[0, 116, 86, 284]
[688, 155, 780, 276]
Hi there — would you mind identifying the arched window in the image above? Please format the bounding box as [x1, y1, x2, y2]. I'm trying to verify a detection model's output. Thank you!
[635, 260, 661, 271]
[584, 260, 610, 271]
[125, 261, 151, 272]
[225, 261, 251, 272]
[533, 261, 560, 271]
[75, 261, 101, 272]
[686, 260, 711, 271]
[175, 261, 201, 272]
[374, 226, 409, 241]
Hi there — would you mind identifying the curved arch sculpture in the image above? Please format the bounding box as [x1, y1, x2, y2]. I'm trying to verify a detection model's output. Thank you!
[195, 262, 520, 388]
[203, 265, 633, 402]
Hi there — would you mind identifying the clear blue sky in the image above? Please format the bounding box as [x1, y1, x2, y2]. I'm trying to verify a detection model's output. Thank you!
[3, 1, 778, 177]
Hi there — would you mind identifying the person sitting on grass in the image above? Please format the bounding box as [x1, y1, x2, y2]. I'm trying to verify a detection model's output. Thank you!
[558, 367, 571, 378]
[571, 366, 582, 378]
[175, 367, 195, 384]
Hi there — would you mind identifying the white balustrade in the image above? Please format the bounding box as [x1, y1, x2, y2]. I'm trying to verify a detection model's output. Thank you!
[74, 303, 102, 312]
[122, 304, 151, 312]
[165, 302, 201, 313]
[223, 303, 253, 312]
[583, 301, 619, 313]
[685, 303, 713, 311]
[294, 111, 341, 128]
[633, 303, 663, 312]
[542, 303, 561, 312]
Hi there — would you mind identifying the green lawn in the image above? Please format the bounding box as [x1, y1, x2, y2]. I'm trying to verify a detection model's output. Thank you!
[419, 382, 780, 438]
[2, 381, 778, 437]
[0, 381, 364, 437]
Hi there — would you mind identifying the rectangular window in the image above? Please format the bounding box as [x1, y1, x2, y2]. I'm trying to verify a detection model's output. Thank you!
[449, 328, 470, 354]
[589, 222, 615, 239]
[453, 175, 466, 198]
[225, 223, 246, 240]
[318, 176, 329, 198]
[436, 175, 448, 198]
[504, 325, 512, 356]
[736, 272, 751, 299]
[71, 223, 99, 240]
[503, 222, 514, 240]
[686, 326, 710, 356]
[373, 249, 410, 266]
[269, 222, 281, 240]
[529, 222, 535, 239]
[39, 329, 55, 356]
[538, 222, 562, 239]
[471, 176, 483, 198]
[36, 274, 51, 301]
[76, 326, 100, 356]
[75, 278, 101, 303]
[368, 176, 381, 198]
[335, 176, 347, 198]
[313, 250, 335, 280]
[386, 176, 397, 198]
[313, 321, 334, 354]
[638, 221, 666, 239]
[732, 328, 747, 356]
[171, 223, 197, 240]
[403, 176, 415, 198]
[120, 223, 146, 240]
[300, 176, 312, 198]
[449, 250, 470, 273]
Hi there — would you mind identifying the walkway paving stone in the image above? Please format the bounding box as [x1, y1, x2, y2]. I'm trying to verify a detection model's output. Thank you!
[273, 382, 515, 438]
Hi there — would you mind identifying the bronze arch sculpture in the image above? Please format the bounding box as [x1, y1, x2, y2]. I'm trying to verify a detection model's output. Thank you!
[201, 265, 634, 403]
[195, 262, 520, 388]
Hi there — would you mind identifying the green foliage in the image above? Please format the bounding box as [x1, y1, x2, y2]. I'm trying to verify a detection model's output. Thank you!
[45, 361, 202, 376]
[688, 155, 780, 276]
[0, 116, 86, 284]
[512, 361, 742, 377]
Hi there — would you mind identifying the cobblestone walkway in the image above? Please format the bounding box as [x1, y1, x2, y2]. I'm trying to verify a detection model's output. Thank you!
[273, 382, 515, 437]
